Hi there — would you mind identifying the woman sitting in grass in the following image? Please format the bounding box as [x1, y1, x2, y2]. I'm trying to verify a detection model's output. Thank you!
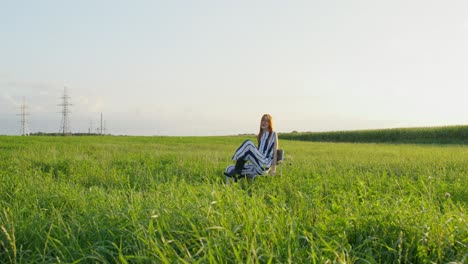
[224, 114, 279, 181]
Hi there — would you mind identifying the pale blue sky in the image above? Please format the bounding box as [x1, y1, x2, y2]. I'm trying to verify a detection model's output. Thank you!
[1, 0, 467, 135]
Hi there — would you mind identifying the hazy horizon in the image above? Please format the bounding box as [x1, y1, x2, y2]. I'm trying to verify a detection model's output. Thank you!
[1, 1, 467, 136]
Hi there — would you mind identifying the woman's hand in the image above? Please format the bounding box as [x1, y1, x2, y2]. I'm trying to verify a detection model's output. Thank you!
[268, 170, 276, 176]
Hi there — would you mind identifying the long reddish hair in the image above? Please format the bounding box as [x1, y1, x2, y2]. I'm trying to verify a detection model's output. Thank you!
[257, 114, 273, 144]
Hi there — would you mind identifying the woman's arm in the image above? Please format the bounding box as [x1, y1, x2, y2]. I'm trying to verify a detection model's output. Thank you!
[269, 132, 279, 175]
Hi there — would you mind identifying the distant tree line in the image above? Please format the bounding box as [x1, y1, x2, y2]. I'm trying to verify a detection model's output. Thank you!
[30, 132, 110, 136]
[279, 125, 468, 144]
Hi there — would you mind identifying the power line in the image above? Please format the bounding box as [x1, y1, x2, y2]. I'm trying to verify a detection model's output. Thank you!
[99, 112, 108, 135]
[58, 87, 72, 135]
[100, 112, 103, 135]
[17, 97, 30, 136]
[88, 120, 93, 134]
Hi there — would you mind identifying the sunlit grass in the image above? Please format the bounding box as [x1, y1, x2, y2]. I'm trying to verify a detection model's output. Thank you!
[0, 136, 466, 263]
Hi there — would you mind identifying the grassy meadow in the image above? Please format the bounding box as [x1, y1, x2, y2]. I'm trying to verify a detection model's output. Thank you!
[0, 135, 467, 263]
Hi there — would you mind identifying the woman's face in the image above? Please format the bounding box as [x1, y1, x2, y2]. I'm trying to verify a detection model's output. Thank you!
[261, 117, 270, 130]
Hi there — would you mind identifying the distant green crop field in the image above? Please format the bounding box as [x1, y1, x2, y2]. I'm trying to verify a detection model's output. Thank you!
[280, 125, 468, 144]
[0, 136, 466, 263]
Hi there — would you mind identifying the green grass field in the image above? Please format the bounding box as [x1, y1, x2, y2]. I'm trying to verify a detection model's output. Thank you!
[0, 136, 467, 263]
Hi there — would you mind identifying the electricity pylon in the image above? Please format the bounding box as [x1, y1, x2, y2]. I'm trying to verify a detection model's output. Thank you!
[58, 87, 72, 135]
[18, 97, 30, 136]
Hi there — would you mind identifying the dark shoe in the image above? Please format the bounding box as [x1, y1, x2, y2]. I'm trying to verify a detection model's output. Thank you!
[225, 159, 246, 182]
[234, 174, 246, 182]
[234, 159, 246, 174]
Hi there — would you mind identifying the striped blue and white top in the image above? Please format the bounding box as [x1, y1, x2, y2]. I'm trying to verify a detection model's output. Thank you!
[258, 131, 277, 167]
